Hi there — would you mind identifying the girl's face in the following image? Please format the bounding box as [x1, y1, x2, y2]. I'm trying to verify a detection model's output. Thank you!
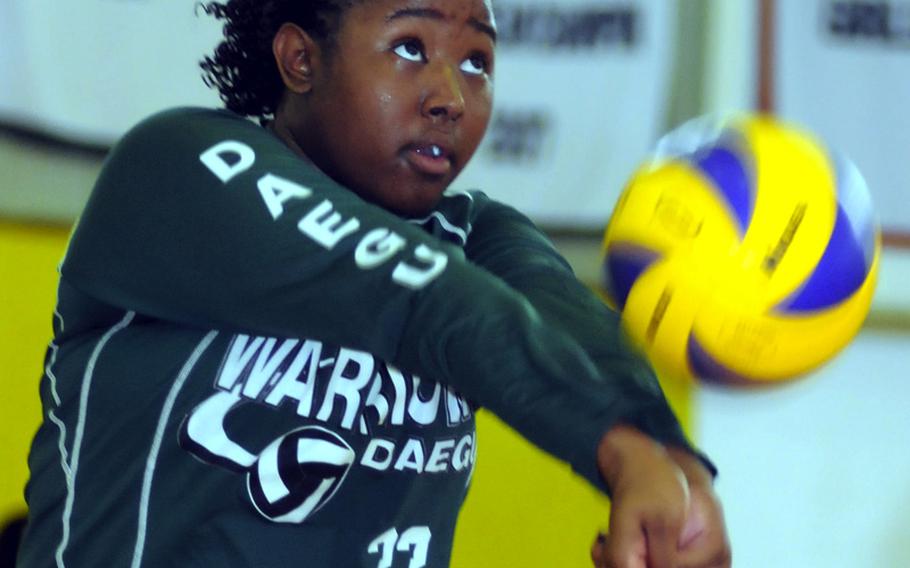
[280, 0, 496, 217]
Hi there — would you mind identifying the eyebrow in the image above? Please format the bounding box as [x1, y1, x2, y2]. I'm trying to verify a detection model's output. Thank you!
[386, 7, 498, 43]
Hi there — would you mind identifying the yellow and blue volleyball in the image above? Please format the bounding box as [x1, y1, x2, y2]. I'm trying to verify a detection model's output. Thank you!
[600, 114, 880, 386]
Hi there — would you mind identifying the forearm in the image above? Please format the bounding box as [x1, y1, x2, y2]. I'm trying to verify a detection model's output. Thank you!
[598, 425, 716, 495]
[465, 200, 713, 479]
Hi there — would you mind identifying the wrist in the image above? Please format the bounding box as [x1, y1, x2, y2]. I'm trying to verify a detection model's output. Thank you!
[666, 446, 716, 488]
[596, 424, 670, 492]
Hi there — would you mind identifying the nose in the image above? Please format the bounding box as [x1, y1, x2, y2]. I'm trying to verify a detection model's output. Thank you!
[422, 63, 465, 122]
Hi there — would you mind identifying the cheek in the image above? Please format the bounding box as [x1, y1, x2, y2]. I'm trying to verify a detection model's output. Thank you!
[367, 74, 411, 120]
[348, 86, 412, 158]
[466, 90, 494, 149]
[331, 66, 400, 130]
[334, 91, 403, 166]
[376, 86, 396, 115]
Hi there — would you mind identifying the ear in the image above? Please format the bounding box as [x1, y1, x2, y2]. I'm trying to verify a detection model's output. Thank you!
[273, 23, 322, 94]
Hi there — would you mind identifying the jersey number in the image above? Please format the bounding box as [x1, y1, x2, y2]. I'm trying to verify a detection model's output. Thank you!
[367, 526, 432, 568]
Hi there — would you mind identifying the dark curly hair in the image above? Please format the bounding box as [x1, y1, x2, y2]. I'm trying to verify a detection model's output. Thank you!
[198, 1, 360, 120]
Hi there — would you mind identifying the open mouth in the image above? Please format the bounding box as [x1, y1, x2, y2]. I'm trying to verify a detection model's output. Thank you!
[405, 143, 452, 177]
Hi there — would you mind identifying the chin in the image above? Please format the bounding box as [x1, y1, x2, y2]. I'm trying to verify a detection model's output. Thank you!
[380, 186, 448, 219]
[388, 198, 442, 219]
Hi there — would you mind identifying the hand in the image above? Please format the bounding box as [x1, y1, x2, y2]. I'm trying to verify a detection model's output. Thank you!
[590, 426, 731, 568]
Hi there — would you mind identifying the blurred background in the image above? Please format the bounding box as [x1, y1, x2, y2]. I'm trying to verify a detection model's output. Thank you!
[1, 0, 908, 566]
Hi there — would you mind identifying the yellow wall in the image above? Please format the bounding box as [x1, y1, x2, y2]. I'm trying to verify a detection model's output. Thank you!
[0, 221, 70, 523]
[0, 219, 693, 566]
[452, 371, 693, 567]
[451, 412, 610, 567]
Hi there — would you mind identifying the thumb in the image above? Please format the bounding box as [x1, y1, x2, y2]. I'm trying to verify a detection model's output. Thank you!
[604, 514, 648, 568]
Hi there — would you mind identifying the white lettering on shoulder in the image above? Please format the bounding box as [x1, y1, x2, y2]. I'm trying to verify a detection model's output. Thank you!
[199, 140, 256, 183]
[355, 228, 407, 269]
[257, 174, 312, 219]
[198, 139, 451, 291]
[298, 200, 361, 249]
[392, 244, 448, 289]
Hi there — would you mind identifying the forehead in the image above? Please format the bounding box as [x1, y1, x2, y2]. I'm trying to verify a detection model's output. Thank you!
[347, 0, 496, 38]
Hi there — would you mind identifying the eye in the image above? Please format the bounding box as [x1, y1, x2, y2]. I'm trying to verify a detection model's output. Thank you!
[392, 39, 425, 62]
[460, 53, 489, 76]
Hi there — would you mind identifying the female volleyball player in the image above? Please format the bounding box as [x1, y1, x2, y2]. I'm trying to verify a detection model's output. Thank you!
[18, 1, 730, 566]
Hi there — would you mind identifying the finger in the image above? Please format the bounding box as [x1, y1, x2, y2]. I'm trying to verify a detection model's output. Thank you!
[677, 533, 731, 568]
[677, 486, 731, 568]
[644, 514, 683, 568]
[677, 505, 706, 549]
[603, 518, 647, 568]
[678, 550, 732, 568]
[590, 532, 606, 567]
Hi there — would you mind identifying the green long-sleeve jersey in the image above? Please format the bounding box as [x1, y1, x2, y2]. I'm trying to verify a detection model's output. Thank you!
[19, 108, 708, 567]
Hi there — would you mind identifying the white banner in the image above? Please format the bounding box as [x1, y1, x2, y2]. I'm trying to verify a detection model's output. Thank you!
[775, 0, 910, 234]
[0, 1, 222, 146]
[0, 1, 674, 228]
[453, 0, 677, 227]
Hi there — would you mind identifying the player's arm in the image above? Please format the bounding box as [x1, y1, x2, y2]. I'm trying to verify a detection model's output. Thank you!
[465, 198, 729, 567]
[62, 109, 679, 494]
[463, 197, 712, 468]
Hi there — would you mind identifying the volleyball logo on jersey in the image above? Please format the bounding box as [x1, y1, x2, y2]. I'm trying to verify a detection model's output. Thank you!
[247, 426, 355, 523]
[179, 333, 474, 524]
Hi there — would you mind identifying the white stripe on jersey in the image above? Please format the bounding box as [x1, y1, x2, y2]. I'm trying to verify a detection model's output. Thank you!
[46, 343, 72, 480]
[47, 276, 70, 475]
[407, 191, 474, 245]
[53, 307, 65, 334]
[131, 331, 219, 568]
[52, 264, 65, 334]
[407, 211, 471, 245]
[46, 282, 73, 562]
[57, 311, 135, 568]
[442, 187, 475, 201]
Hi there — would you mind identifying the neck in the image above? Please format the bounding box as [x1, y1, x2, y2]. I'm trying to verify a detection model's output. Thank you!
[267, 110, 310, 161]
